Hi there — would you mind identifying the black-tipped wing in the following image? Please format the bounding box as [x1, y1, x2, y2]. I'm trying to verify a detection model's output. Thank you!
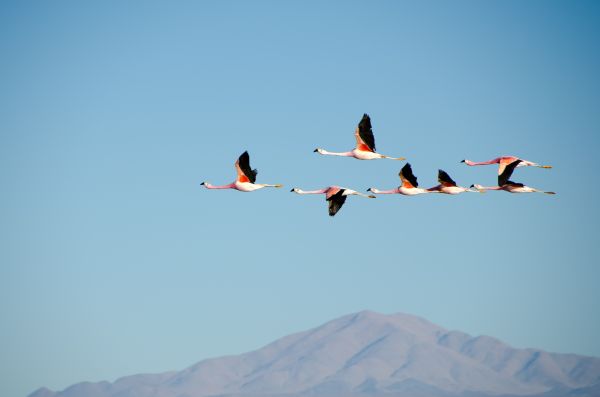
[326, 189, 347, 217]
[357, 114, 376, 152]
[399, 163, 418, 188]
[236, 151, 258, 183]
[438, 169, 457, 187]
[498, 159, 522, 186]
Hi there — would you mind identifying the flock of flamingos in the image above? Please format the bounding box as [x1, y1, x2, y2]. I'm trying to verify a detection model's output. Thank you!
[201, 114, 555, 216]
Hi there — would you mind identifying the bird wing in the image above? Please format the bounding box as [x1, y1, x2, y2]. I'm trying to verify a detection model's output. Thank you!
[326, 189, 347, 216]
[354, 114, 376, 152]
[399, 163, 418, 188]
[235, 151, 258, 183]
[497, 157, 519, 176]
[498, 159, 522, 186]
[506, 181, 525, 188]
[438, 169, 457, 187]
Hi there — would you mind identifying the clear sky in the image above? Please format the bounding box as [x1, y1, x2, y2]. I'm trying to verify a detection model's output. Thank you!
[1, 1, 599, 396]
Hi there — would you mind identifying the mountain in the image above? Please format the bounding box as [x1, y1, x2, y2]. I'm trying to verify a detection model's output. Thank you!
[29, 311, 600, 397]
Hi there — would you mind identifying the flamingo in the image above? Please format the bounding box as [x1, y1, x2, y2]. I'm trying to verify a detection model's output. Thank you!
[200, 151, 282, 192]
[314, 114, 405, 160]
[471, 159, 556, 194]
[461, 156, 551, 175]
[427, 170, 481, 194]
[367, 163, 441, 196]
[290, 186, 376, 216]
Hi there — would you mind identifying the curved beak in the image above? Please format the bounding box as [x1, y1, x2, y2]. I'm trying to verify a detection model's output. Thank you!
[366, 188, 372, 192]
[200, 182, 205, 186]
[460, 160, 466, 163]
[290, 188, 295, 192]
[313, 148, 318, 152]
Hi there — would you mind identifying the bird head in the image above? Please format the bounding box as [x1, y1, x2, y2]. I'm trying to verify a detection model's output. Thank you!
[366, 188, 372, 192]
[314, 148, 324, 154]
[460, 159, 466, 163]
[290, 187, 300, 193]
[200, 181, 207, 186]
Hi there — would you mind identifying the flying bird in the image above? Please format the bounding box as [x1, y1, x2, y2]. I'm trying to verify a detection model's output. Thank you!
[461, 156, 552, 175]
[290, 186, 376, 216]
[367, 163, 441, 196]
[427, 170, 481, 194]
[471, 159, 556, 194]
[200, 151, 282, 192]
[314, 114, 405, 160]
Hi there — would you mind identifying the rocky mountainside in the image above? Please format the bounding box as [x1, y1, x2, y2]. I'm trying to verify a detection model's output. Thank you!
[29, 311, 600, 397]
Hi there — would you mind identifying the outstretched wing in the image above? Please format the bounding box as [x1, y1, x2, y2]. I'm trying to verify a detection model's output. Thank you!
[354, 113, 376, 152]
[326, 189, 347, 216]
[399, 163, 418, 188]
[235, 151, 258, 183]
[498, 159, 522, 186]
[438, 169, 457, 187]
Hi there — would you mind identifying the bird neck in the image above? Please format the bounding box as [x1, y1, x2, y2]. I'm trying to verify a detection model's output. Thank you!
[370, 188, 399, 194]
[320, 149, 354, 157]
[203, 182, 236, 189]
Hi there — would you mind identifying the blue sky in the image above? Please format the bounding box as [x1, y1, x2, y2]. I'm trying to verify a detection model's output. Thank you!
[1, 1, 599, 396]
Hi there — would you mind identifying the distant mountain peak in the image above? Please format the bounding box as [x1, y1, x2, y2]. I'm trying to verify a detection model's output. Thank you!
[30, 311, 600, 397]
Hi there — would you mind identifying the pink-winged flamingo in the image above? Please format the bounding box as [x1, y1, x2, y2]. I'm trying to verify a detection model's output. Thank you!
[290, 186, 376, 216]
[427, 170, 481, 194]
[471, 159, 556, 194]
[200, 151, 282, 192]
[367, 163, 441, 196]
[314, 114, 405, 160]
[461, 156, 551, 175]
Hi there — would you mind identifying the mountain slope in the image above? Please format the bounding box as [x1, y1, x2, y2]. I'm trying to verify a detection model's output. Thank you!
[29, 311, 600, 397]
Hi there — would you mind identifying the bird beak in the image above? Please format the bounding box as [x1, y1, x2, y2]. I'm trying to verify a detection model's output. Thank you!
[200, 182, 205, 186]
[460, 160, 466, 163]
[313, 148, 318, 152]
[366, 188, 372, 192]
[290, 188, 295, 192]
[469, 184, 475, 188]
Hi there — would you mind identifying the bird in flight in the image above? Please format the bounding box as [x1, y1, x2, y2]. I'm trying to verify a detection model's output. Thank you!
[427, 170, 481, 194]
[200, 151, 282, 192]
[314, 114, 405, 160]
[367, 163, 441, 196]
[290, 186, 375, 216]
[471, 159, 556, 194]
[461, 156, 552, 175]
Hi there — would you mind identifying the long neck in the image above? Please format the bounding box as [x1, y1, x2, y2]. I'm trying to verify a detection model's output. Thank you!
[320, 149, 354, 157]
[295, 188, 328, 194]
[477, 185, 502, 191]
[465, 158, 500, 166]
[203, 182, 235, 189]
[369, 187, 399, 194]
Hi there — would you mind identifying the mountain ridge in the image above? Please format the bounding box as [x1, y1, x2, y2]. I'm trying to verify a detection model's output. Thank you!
[29, 310, 600, 397]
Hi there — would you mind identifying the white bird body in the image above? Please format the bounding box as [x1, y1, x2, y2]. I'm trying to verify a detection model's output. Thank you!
[291, 186, 375, 216]
[314, 114, 405, 161]
[200, 151, 282, 192]
[470, 160, 556, 195]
